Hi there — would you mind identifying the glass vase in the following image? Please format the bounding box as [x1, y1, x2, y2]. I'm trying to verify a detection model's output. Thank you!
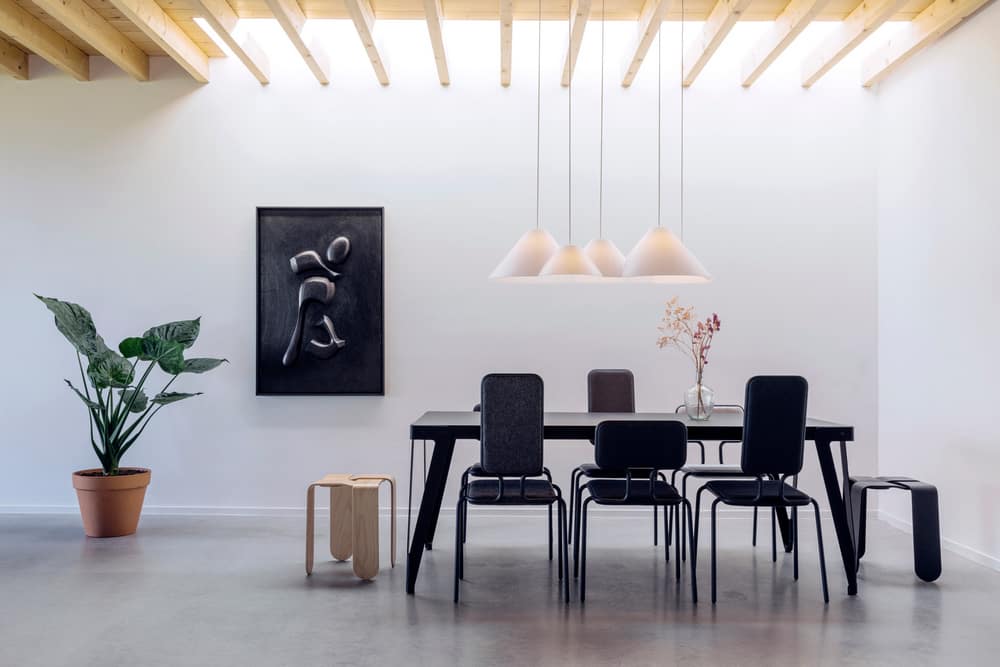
[684, 382, 715, 421]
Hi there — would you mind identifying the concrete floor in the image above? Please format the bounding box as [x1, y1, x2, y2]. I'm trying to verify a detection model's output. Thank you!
[1, 511, 997, 666]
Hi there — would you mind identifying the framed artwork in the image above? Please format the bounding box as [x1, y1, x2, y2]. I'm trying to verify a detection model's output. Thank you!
[256, 207, 384, 395]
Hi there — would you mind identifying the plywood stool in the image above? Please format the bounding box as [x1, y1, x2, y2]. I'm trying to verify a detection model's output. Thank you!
[306, 474, 397, 580]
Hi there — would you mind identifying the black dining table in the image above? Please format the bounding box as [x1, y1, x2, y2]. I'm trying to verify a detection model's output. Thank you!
[406, 410, 857, 596]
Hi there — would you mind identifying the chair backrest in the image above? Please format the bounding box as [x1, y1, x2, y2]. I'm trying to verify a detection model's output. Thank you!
[740, 376, 809, 476]
[480, 373, 545, 477]
[588, 369, 636, 413]
[594, 420, 688, 472]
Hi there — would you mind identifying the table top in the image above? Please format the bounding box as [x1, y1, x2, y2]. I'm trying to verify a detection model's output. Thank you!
[410, 411, 854, 442]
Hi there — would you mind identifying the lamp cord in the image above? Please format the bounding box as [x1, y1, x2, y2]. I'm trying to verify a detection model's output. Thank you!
[535, 0, 541, 230]
[680, 0, 685, 241]
[598, 0, 605, 239]
[567, 1, 573, 245]
[657, 29, 662, 228]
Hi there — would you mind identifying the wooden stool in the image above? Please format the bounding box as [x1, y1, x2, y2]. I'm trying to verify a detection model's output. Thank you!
[306, 474, 396, 580]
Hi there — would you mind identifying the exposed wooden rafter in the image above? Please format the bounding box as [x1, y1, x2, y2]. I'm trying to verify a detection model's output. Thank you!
[0, 0, 88, 80]
[621, 0, 673, 88]
[802, 0, 907, 87]
[0, 33, 27, 79]
[264, 0, 330, 84]
[741, 0, 832, 87]
[423, 0, 449, 85]
[191, 0, 270, 84]
[345, 0, 390, 85]
[683, 0, 752, 86]
[500, 0, 512, 86]
[105, 0, 209, 82]
[31, 0, 149, 81]
[862, 0, 992, 87]
[561, 0, 592, 87]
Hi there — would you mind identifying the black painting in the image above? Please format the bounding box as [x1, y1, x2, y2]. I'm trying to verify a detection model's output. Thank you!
[257, 208, 384, 395]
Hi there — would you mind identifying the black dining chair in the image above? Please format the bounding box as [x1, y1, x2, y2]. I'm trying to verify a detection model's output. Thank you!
[454, 374, 569, 603]
[693, 376, 829, 604]
[576, 420, 697, 603]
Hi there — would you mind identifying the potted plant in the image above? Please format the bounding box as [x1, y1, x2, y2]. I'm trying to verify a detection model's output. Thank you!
[37, 295, 226, 537]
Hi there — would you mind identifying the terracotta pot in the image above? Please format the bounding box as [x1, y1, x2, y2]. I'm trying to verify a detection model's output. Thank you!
[72, 468, 151, 538]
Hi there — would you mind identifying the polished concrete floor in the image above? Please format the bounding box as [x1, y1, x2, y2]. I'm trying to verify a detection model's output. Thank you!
[1, 511, 997, 666]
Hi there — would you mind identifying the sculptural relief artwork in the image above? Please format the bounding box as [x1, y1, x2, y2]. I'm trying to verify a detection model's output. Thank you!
[257, 208, 384, 395]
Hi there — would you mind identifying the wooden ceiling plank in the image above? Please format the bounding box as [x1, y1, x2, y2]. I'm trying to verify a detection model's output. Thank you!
[191, 0, 270, 84]
[0, 32, 27, 79]
[683, 0, 752, 86]
[741, 0, 832, 87]
[345, 0, 389, 84]
[31, 0, 149, 81]
[500, 0, 512, 86]
[861, 0, 990, 87]
[801, 0, 907, 87]
[0, 0, 88, 80]
[561, 0, 592, 87]
[423, 0, 449, 85]
[264, 0, 330, 84]
[621, 0, 673, 88]
[105, 0, 209, 82]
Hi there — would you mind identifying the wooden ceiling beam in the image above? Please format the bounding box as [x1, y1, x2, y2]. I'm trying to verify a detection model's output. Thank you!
[345, 0, 389, 85]
[862, 0, 991, 87]
[0, 0, 89, 80]
[683, 0, 752, 86]
[741, 0, 831, 87]
[802, 0, 906, 87]
[105, 0, 209, 82]
[561, 0, 592, 87]
[191, 0, 270, 84]
[31, 0, 148, 81]
[621, 0, 673, 88]
[423, 0, 449, 85]
[265, 0, 330, 84]
[500, 0, 512, 86]
[0, 32, 27, 79]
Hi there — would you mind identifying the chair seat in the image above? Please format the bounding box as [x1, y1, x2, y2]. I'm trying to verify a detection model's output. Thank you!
[680, 464, 748, 477]
[585, 479, 682, 505]
[704, 480, 812, 507]
[465, 479, 558, 505]
[578, 462, 631, 479]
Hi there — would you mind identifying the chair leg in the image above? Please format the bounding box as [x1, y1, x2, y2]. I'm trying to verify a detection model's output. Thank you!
[685, 500, 698, 603]
[663, 502, 670, 563]
[654, 503, 659, 547]
[558, 499, 570, 603]
[681, 474, 690, 562]
[548, 504, 554, 561]
[305, 484, 316, 575]
[694, 486, 708, 571]
[351, 484, 380, 581]
[752, 506, 758, 547]
[454, 497, 463, 603]
[574, 482, 586, 578]
[330, 486, 353, 562]
[580, 498, 592, 604]
[711, 499, 720, 604]
[812, 499, 830, 603]
[771, 508, 777, 563]
[568, 468, 579, 545]
[793, 506, 799, 581]
[673, 503, 681, 581]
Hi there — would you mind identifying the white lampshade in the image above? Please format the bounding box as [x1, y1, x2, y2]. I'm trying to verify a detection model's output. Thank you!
[538, 244, 603, 281]
[583, 238, 625, 278]
[621, 227, 711, 283]
[489, 229, 560, 281]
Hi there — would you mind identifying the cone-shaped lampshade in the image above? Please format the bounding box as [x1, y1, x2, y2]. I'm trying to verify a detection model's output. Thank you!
[621, 227, 711, 283]
[583, 238, 625, 278]
[538, 244, 603, 281]
[489, 229, 560, 281]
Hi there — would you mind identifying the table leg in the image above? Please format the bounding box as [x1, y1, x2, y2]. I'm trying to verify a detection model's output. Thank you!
[815, 437, 859, 595]
[406, 436, 456, 594]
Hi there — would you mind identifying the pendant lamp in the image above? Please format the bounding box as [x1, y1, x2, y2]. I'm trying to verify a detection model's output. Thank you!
[489, 0, 558, 281]
[538, 2, 601, 282]
[622, 3, 711, 283]
[583, 0, 625, 278]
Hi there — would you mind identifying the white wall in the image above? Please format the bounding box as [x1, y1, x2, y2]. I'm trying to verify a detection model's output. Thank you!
[877, 4, 1000, 565]
[0, 20, 878, 511]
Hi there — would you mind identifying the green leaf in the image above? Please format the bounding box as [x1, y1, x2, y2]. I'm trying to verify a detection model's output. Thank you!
[118, 337, 144, 358]
[65, 379, 99, 410]
[143, 318, 201, 349]
[181, 358, 228, 374]
[151, 391, 202, 405]
[138, 337, 185, 375]
[36, 295, 109, 358]
[86, 352, 135, 389]
[118, 388, 148, 413]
